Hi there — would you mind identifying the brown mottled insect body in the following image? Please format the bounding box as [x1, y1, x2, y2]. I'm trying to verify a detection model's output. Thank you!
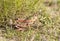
[14, 14, 39, 30]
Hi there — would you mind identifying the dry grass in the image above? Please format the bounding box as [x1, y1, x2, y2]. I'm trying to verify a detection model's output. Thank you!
[0, 0, 60, 41]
